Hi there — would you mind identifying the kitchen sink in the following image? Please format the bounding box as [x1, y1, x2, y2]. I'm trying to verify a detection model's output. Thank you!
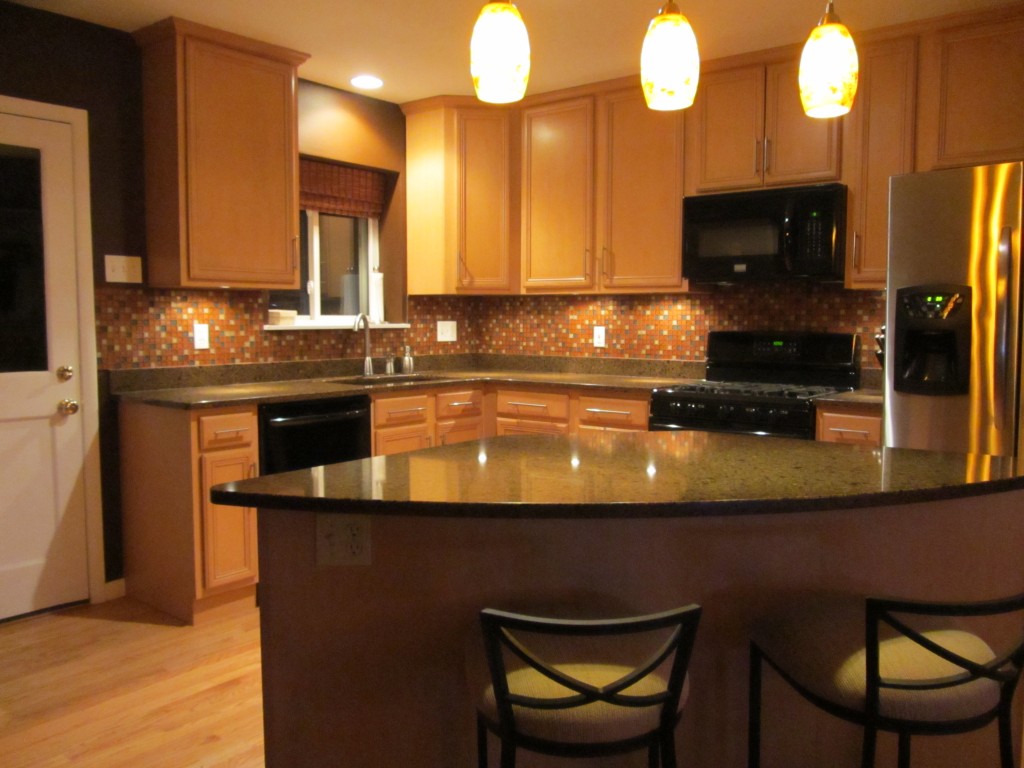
[322, 373, 448, 385]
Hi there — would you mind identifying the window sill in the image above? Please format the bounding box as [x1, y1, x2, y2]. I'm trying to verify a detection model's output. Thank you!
[262, 320, 411, 332]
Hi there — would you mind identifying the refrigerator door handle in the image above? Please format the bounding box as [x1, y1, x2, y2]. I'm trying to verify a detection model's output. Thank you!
[994, 225, 1013, 420]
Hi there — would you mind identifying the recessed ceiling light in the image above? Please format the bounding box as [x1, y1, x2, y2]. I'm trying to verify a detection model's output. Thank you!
[350, 74, 384, 90]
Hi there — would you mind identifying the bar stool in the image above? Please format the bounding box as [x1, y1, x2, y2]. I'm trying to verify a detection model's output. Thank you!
[748, 593, 1024, 768]
[470, 604, 702, 768]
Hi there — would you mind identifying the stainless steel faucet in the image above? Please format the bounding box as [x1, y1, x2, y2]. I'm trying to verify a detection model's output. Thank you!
[353, 313, 373, 375]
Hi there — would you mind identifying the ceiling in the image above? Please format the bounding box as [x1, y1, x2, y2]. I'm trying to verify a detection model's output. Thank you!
[11, 0, 1012, 104]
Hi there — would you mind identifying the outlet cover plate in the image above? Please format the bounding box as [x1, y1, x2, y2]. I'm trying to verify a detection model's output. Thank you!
[316, 514, 371, 566]
[437, 320, 457, 342]
[593, 325, 606, 348]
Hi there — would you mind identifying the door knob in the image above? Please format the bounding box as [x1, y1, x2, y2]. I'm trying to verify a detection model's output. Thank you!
[56, 365, 75, 381]
[58, 399, 80, 416]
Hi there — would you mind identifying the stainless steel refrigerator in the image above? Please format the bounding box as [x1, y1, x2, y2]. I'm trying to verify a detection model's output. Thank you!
[885, 161, 1023, 456]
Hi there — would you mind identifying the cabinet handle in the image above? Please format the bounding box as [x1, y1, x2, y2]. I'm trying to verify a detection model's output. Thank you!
[215, 427, 250, 436]
[763, 138, 770, 174]
[457, 251, 468, 285]
[584, 407, 632, 416]
[387, 406, 427, 416]
[507, 401, 548, 409]
[828, 427, 870, 436]
[292, 235, 299, 270]
[447, 401, 476, 407]
[248, 463, 257, 479]
[852, 231, 861, 269]
[584, 249, 592, 281]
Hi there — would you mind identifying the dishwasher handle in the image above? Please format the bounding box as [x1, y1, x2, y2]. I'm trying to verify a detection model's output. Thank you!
[266, 407, 370, 429]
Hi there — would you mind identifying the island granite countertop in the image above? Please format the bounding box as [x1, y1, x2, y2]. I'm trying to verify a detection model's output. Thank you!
[211, 430, 1023, 517]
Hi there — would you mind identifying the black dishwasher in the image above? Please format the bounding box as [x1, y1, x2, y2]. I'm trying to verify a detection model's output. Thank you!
[258, 396, 371, 474]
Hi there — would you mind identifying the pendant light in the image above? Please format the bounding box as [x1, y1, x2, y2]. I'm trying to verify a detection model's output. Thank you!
[470, 1, 531, 104]
[640, 1, 700, 111]
[798, 0, 859, 118]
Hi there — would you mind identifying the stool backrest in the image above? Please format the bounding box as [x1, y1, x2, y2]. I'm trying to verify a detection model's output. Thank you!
[864, 593, 1024, 717]
[480, 605, 702, 734]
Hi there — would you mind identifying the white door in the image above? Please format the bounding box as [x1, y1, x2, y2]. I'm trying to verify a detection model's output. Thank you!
[0, 109, 90, 620]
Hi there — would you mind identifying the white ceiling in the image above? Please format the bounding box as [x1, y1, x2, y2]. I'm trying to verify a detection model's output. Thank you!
[11, 0, 1012, 104]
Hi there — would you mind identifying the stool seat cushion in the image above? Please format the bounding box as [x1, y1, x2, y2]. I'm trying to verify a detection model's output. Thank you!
[753, 601, 1000, 723]
[478, 663, 689, 744]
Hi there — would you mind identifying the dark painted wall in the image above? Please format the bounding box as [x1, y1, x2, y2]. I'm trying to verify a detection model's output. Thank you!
[0, 1, 144, 580]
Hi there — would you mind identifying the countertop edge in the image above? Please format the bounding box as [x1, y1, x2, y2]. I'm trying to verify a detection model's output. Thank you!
[211, 473, 1024, 519]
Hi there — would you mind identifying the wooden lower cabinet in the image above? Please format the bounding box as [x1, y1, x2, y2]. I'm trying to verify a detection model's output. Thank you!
[120, 402, 259, 624]
[574, 392, 649, 431]
[816, 403, 883, 446]
[436, 389, 485, 446]
[372, 388, 487, 454]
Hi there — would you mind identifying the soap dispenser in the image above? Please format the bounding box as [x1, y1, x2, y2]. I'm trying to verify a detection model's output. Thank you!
[401, 346, 414, 374]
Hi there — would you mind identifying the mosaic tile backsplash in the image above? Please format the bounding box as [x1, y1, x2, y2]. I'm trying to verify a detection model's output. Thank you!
[94, 283, 886, 371]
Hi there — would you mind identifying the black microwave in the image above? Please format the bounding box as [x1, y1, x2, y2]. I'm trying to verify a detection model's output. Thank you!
[682, 183, 847, 283]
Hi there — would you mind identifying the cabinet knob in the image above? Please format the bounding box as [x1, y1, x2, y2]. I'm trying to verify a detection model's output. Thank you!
[58, 399, 80, 416]
[56, 365, 74, 381]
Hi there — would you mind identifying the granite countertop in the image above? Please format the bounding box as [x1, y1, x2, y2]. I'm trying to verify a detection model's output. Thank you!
[814, 388, 884, 407]
[116, 369, 695, 408]
[211, 431, 1023, 518]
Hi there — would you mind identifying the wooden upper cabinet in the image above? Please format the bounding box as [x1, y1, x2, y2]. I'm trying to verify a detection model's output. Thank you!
[134, 18, 307, 289]
[916, 10, 1024, 170]
[404, 100, 516, 294]
[687, 57, 841, 193]
[843, 36, 918, 289]
[521, 97, 596, 291]
[596, 88, 685, 291]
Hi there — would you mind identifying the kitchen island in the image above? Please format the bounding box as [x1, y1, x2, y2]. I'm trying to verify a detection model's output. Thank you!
[212, 431, 1024, 768]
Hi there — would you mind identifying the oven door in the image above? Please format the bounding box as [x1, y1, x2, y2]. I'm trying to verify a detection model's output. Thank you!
[649, 397, 815, 439]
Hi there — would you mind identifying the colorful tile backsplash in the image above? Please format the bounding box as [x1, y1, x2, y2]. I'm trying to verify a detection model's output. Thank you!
[94, 283, 886, 371]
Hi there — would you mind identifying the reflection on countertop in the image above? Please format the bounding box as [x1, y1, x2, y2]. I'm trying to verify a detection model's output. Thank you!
[211, 430, 1022, 518]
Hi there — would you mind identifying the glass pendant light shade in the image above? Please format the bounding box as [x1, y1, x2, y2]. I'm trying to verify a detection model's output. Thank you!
[640, 2, 700, 111]
[799, 0, 859, 118]
[470, 1, 531, 104]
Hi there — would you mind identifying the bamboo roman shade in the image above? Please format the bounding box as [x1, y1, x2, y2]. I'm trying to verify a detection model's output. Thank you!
[299, 158, 387, 218]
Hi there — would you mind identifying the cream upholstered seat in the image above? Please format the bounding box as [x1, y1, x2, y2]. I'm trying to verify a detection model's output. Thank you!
[748, 593, 1024, 768]
[472, 605, 701, 768]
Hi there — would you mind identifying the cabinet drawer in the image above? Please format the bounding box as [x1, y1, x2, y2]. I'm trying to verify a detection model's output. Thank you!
[436, 389, 483, 419]
[576, 395, 648, 429]
[198, 410, 257, 451]
[374, 394, 431, 427]
[816, 411, 882, 446]
[496, 417, 570, 436]
[496, 390, 570, 420]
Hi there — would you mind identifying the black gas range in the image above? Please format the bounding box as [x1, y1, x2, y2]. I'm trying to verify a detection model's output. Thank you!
[649, 331, 861, 439]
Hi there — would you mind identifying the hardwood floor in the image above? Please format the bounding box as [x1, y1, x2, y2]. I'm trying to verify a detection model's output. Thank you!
[0, 598, 264, 768]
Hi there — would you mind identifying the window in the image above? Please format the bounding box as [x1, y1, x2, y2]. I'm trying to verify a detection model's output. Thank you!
[268, 209, 380, 324]
[266, 157, 392, 328]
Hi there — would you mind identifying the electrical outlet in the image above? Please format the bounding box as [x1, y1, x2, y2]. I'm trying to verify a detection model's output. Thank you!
[193, 322, 210, 350]
[104, 254, 143, 283]
[593, 325, 606, 348]
[316, 514, 371, 566]
[437, 320, 458, 342]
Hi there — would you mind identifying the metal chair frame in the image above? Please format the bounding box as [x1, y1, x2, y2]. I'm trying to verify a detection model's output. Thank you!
[748, 592, 1024, 768]
[477, 605, 702, 768]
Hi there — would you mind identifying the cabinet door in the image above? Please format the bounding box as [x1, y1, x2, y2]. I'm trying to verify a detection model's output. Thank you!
[917, 13, 1024, 170]
[521, 98, 595, 290]
[844, 37, 917, 288]
[457, 109, 514, 292]
[375, 423, 433, 455]
[690, 65, 765, 192]
[763, 60, 841, 187]
[184, 37, 299, 287]
[199, 447, 258, 594]
[597, 88, 684, 290]
[437, 418, 484, 446]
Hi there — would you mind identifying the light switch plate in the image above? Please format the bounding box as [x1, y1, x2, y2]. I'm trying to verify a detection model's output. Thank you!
[193, 322, 210, 350]
[104, 254, 143, 283]
[593, 325, 606, 348]
[437, 320, 457, 342]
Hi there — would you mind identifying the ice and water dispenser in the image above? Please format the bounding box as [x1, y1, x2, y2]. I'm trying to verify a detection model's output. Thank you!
[892, 284, 972, 395]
